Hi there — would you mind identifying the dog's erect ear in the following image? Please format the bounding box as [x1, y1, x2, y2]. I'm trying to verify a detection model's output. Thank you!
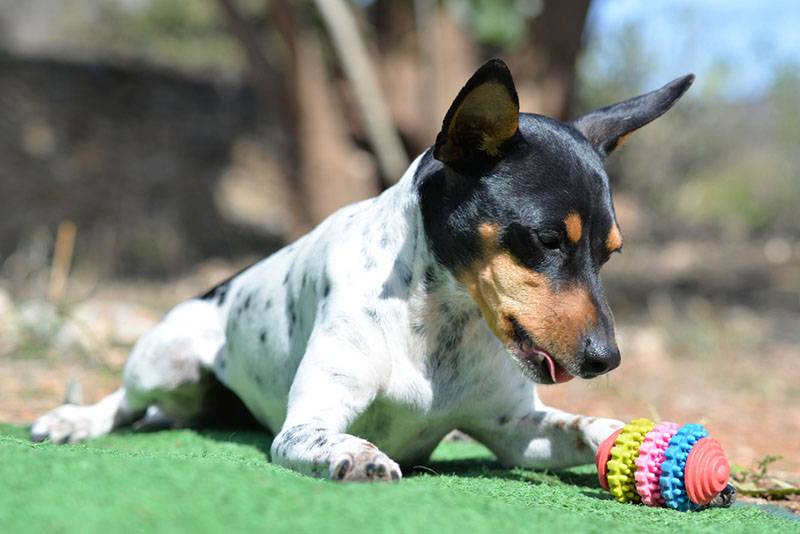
[433, 58, 520, 171]
[572, 74, 695, 158]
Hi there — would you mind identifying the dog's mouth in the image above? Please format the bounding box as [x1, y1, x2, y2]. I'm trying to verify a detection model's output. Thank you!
[508, 317, 574, 384]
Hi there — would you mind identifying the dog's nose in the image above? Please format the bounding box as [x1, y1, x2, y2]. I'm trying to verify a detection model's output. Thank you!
[578, 335, 621, 378]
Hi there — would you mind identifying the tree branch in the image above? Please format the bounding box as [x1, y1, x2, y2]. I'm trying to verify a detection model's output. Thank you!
[312, 0, 409, 183]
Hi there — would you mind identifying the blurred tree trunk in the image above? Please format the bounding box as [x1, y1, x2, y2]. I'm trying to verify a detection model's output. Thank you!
[221, 0, 591, 236]
[219, 0, 380, 237]
[313, 0, 409, 185]
[369, 0, 591, 154]
[216, 0, 313, 236]
[508, 0, 592, 120]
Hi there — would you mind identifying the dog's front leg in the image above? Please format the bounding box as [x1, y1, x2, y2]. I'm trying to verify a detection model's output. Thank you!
[470, 397, 624, 470]
[270, 333, 401, 481]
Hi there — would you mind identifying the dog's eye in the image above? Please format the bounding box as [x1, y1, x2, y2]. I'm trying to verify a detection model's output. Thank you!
[503, 223, 545, 267]
[536, 229, 563, 250]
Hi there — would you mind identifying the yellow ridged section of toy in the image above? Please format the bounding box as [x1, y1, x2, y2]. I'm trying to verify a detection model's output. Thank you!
[606, 418, 655, 503]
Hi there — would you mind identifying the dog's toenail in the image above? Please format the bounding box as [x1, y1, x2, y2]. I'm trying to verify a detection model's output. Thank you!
[391, 470, 400, 481]
[375, 464, 387, 478]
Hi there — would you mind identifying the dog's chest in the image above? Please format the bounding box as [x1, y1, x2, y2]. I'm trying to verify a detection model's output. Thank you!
[353, 291, 526, 460]
[215, 180, 530, 451]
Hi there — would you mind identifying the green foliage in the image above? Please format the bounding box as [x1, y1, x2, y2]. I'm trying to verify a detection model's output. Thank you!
[575, 21, 652, 114]
[56, 0, 266, 73]
[732, 454, 800, 499]
[675, 148, 800, 233]
[770, 64, 800, 148]
[447, 0, 538, 49]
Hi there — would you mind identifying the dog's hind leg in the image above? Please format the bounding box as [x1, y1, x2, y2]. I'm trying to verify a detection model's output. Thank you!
[31, 300, 225, 444]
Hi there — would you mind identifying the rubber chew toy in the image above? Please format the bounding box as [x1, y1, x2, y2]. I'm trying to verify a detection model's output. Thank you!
[595, 418, 734, 511]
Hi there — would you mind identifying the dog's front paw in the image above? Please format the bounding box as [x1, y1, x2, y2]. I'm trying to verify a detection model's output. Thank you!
[330, 447, 402, 482]
[30, 404, 113, 444]
[583, 417, 625, 452]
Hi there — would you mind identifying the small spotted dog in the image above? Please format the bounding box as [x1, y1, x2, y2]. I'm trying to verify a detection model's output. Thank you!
[32, 60, 693, 481]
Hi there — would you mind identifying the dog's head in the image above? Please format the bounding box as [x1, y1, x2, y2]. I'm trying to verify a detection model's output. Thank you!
[418, 59, 693, 384]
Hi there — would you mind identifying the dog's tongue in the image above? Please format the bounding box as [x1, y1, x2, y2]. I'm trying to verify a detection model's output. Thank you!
[544, 353, 574, 383]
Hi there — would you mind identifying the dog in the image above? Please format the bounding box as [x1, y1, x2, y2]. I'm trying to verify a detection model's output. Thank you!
[31, 59, 693, 481]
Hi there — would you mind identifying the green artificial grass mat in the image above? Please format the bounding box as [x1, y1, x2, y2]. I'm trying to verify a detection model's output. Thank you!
[0, 423, 796, 533]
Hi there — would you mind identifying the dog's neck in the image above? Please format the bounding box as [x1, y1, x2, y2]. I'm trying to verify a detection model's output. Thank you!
[385, 154, 489, 345]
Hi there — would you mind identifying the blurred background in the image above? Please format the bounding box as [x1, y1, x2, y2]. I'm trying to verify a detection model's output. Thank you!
[0, 0, 797, 493]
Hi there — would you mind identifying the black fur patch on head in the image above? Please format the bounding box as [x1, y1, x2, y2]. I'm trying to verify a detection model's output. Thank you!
[417, 113, 618, 289]
[417, 109, 629, 372]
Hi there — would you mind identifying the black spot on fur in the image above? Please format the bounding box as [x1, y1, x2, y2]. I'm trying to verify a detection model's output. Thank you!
[399, 263, 413, 287]
[364, 256, 377, 270]
[255, 375, 263, 385]
[198, 262, 255, 302]
[520, 412, 546, 424]
[259, 331, 266, 343]
[498, 414, 510, 425]
[283, 272, 290, 285]
[428, 309, 469, 380]
[287, 300, 296, 325]
[412, 321, 425, 336]
[218, 358, 227, 370]
[323, 282, 331, 297]
[265, 299, 273, 309]
[365, 307, 379, 323]
[380, 235, 390, 248]
[312, 435, 328, 448]
[244, 295, 251, 309]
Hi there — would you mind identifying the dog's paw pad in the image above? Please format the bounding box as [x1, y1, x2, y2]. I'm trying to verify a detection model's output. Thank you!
[330, 451, 401, 482]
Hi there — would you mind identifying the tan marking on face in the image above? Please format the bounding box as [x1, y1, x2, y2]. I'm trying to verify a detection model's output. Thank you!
[564, 212, 583, 244]
[606, 225, 623, 253]
[460, 223, 597, 362]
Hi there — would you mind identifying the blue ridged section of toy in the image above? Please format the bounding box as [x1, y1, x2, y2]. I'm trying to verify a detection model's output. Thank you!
[659, 424, 709, 511]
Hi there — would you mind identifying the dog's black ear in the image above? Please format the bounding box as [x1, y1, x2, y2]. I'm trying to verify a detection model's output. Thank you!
[433, 58, 520, 171]
[572, 74, 695, 157]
